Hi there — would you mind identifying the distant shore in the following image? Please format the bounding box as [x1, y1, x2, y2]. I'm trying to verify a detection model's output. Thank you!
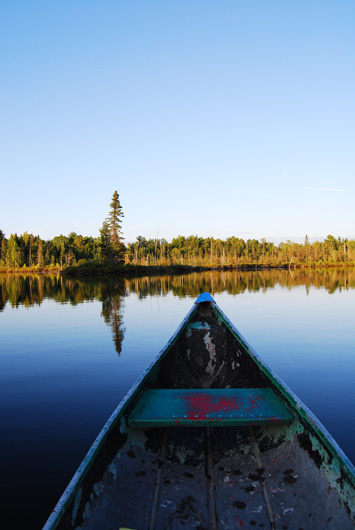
[1, 261, 355, 277]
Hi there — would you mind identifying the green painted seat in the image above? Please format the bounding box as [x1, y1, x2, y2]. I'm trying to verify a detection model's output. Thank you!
[128, 388, 293, 428]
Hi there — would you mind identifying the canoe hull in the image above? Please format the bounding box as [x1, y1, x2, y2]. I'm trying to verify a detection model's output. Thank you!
[43, 296, 355, 530]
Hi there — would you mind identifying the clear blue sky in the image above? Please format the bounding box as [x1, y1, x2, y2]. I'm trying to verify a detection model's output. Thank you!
[1, 1, 354, 243]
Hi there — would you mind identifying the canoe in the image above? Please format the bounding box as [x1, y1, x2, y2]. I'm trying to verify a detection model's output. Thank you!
[43, 292, 355, 530]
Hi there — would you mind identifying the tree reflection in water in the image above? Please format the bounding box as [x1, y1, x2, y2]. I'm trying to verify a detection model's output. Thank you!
[2, 268, 355, 351]
[99, 279, 125, 356]
[0, 274, 126, 356]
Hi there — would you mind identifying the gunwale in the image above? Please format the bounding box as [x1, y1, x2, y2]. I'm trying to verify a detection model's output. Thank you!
[43, 293, 355, 529]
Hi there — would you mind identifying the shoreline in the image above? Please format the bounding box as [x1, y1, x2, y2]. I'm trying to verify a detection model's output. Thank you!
[1, 262, 355, 277]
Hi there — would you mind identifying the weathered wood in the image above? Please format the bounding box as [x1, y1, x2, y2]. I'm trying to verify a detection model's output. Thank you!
[128, 388, 293, 428]
[42, 293, 355, 530]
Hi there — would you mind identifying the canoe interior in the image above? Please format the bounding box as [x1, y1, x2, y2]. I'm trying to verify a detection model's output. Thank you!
[46, 299, 355, 530]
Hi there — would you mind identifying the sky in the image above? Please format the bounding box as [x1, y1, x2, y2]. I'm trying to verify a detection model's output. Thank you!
[1, 0, 354, 244]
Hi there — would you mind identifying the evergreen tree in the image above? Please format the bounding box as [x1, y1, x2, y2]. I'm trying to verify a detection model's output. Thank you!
[6, 234, 20, 267]
[37, 238, 43, 267]
[0, 238, 6, 266]
[0, 231, 6, 266]
[99, 220, 112, 262]
[107, 191, 125, 263]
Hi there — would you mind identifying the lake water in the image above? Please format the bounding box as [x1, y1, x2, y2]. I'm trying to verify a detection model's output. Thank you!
[1, 270, 355, 529]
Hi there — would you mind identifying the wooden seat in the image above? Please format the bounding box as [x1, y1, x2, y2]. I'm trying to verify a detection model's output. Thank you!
[128, 388, 293, 428]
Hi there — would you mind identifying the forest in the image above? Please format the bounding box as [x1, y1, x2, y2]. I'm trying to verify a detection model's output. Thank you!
[1, 230, 355, 271]
[2, 191, 354, 272]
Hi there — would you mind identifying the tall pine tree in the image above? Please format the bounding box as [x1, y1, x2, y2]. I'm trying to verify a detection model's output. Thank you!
[108, 191, 125, 262]
[100, 191, 125, 263]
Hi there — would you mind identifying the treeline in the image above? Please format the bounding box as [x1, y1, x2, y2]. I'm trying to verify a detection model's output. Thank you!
[0, 230, 99, 270]
[1, 230, 355, 271]
[126, 234, 355, 268]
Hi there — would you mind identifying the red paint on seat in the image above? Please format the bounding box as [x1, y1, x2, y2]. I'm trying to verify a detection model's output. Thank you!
[181, 392, 244, 420]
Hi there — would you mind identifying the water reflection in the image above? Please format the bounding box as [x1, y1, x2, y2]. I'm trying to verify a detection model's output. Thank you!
[2, 269, 355, 353]
[1, 268, 355, 312]
[2, 269, 355, 530]
[0, 274, 96, 309]
[99, 279, 125, 356]
[0, 274, 126, 356]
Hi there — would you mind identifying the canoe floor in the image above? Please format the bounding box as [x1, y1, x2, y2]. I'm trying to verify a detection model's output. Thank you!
[76, 424, 354, 530]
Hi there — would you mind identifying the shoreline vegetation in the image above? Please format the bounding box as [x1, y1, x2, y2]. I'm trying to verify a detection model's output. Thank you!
[2, 229, 355, 276]
[2, 192, 355, 276]
[1, 234, 355, 276]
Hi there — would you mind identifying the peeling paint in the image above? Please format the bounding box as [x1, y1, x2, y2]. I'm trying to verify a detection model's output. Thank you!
[186, 321, 210, 338]
[161, 499, 173, 508]
[83, 501, 92, 521]
[93, 482, 104, 497]
[175, 445, 188, 464]
[237, 514, 246, 529]
[108, 462, 117, 479]
[204, 332, 217, 375]
[120, 417, 148, 447]
[43, 296, 355, 530]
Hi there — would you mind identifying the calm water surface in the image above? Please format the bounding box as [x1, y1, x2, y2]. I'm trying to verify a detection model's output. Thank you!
[1, 270, 355, 529]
